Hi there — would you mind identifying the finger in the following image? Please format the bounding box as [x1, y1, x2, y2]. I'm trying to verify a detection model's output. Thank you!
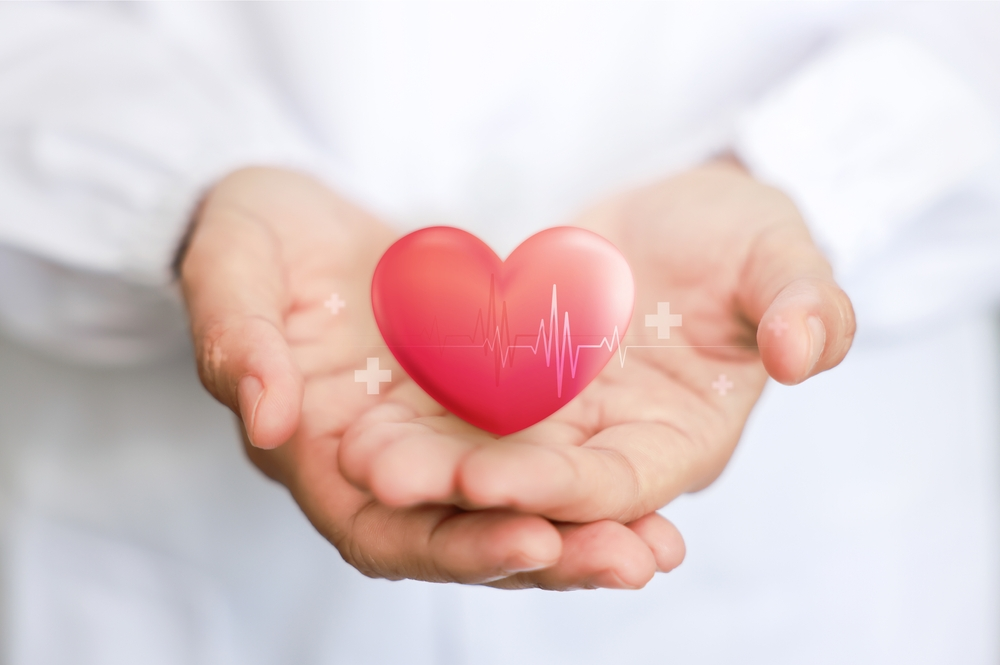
[342, 504, 562, 584]
[489, 519, 657, 590]
[339, 406, 484, 506]
[626, 512, 686, 573]
[739, 223, 856, 385]
[308, 433, 652, 589]
[290, 425, 563, 585]
[756, 277, 855, 385]
[367, 433, 474, 507]
[457, 422, 719, 523]
[338, 402, 427, 490]
[180, 195, 303, 449]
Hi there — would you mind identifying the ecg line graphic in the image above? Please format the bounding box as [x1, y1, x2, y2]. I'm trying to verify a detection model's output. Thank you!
[401, 276, 756, 397]
[415, 276, 624, 397]
[511, 284, 622, 398]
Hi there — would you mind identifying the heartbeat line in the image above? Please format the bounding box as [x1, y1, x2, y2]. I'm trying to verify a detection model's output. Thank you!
[417, 277, 625, 397]
[401, 277, 755, 397]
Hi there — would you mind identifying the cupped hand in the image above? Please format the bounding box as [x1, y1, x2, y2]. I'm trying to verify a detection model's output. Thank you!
[339, 159, 856, 528]
[179, 167, 683, 590]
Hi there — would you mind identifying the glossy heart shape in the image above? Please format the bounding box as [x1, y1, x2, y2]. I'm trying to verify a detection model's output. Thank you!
[371, 226, 634, 435]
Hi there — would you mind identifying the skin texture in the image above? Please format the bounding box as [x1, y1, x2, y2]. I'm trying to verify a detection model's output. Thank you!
[179, 161, 854, 590]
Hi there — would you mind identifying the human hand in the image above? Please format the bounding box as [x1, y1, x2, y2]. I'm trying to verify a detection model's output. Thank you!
[339, 159, 855, 548]
[179, 167, 683, 589]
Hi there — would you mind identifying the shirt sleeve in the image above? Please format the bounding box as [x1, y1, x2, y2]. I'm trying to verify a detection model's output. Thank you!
[734, 9, 1000, 273]
[0, 3, 323, 287]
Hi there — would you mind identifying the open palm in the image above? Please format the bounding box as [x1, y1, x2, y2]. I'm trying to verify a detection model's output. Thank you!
[338, 160, 855, 547]
[180, 167, 687, 591]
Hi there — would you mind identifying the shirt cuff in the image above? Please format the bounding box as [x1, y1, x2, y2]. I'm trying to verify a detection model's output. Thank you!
[734, 31, 1000, 271]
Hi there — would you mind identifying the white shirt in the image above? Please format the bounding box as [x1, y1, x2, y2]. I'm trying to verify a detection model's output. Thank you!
[0, 3, 998, 663]
[0, 2, 997, 358]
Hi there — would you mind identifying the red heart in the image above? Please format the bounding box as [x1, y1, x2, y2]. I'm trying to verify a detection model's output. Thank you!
[371, 226, 634, 435]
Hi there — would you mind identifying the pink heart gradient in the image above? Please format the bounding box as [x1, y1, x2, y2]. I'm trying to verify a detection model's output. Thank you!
[371, 226, 634, 435]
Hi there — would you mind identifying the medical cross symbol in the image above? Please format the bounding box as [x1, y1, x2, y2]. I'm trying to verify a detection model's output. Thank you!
[712, 374, 734, 396]
[767, 316, 789, 337]
[324, 293, 346, 315]
[645, 302, 682, 339]
[355, 357, 392, 395]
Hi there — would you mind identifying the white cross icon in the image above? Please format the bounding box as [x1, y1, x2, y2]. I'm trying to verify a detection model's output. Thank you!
[645, 302, 682, 339]
[324, 293, 346, 315]
[712, 374, 734, 396]
[355, 357, 392, 395]
[767, 315, 790, 337]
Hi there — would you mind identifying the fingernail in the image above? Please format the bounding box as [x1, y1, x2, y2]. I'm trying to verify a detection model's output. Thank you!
[806, 316, 826, 375]
[501, 554, 552, 574]
[237, 375, 265, 447]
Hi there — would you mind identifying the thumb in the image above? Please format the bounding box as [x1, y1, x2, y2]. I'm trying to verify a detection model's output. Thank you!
[179, 199, 303, 449]
[739, 224, 856, 385]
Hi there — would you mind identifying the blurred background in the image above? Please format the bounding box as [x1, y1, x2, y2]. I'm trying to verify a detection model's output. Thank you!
[0, 2, 999, 663]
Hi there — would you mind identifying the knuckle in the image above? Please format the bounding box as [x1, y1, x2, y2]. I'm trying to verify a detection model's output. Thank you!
[336, 504, 406, 582]
[194, 321, 232, 392]
[341, 538, 382, 579]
